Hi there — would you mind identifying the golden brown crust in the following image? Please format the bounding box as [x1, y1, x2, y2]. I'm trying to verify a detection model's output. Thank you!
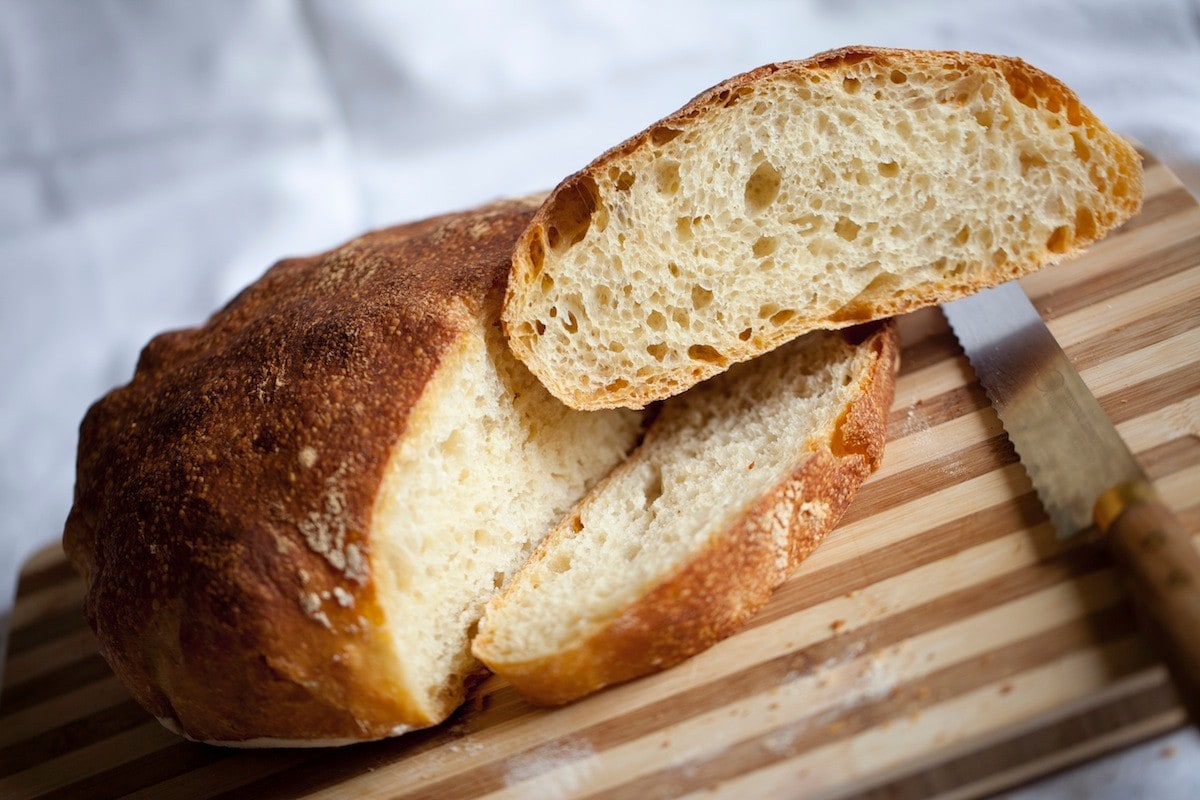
[62, 198, 541, 744]
[503, 46, 1143, 410]
[482, 321, 899, 705]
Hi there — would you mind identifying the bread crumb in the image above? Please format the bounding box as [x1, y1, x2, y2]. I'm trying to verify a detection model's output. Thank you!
[830, 619, 847, 634]
[299, 447, 318, 468]
[332, 586, 355, 608]
[300, 592, 332, 629]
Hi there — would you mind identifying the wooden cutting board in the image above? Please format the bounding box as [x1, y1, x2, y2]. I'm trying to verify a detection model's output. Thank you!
[2, 149, 1197, 800]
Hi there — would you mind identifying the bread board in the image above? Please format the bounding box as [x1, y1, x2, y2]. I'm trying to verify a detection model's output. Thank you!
[2, 148, 1197, 800]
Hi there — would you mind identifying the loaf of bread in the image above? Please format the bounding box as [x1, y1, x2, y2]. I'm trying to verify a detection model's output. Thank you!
[62, 199, 643, 746]
[472, 321, 898, 705]
[502, 46, 1143, 410]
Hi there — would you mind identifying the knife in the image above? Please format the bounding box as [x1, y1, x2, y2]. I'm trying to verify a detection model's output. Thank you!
[942, 280, 1200, 722]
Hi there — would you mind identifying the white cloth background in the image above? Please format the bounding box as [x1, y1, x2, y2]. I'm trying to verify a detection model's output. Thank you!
[2, 1, 1198, 794]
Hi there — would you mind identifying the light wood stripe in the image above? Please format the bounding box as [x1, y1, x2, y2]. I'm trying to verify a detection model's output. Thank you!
[2, 150, 1196, 799]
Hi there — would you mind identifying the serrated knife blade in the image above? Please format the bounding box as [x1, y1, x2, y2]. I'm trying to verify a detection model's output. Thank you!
[943, 280, 1200, 723]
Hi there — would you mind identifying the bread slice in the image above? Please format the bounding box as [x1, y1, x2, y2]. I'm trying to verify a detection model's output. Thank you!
[502, 46, 1143, 409]
[62, 199, 643, 746]
[472, 320, 898, 705]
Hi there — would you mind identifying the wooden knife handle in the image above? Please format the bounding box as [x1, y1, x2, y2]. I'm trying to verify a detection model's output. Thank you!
[1098, 480, 1200, 723]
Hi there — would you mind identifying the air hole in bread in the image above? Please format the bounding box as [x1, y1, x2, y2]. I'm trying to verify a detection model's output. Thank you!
[843, 77, 861, 94]
[647, 343, 668, 361]
[738, 327, 753, 341]
[757, 303, 779, 319]
[1046, 226, 1073, 254]
[647, 311, 667, 332]
[563, 311, 579, 334]
[752, 235, 778, 257]
[595, 285, 613, 308]
[1019, 151, 1047, 175]
[744, 161, 782, 213]
[668, 261, 681, 278]
[548, 553, 571, 574]
[830, 272, 901, 322]
[615, 171, 636, 191]
[877, 160, 900, 177]
[1066, 97, 1084, 126]
[540, 273, 554, 294]
[723, 86, 752, 108]
[655, 161, 682, 195]
[534, 320, 546, 336]
[1072, 131, 1091, 163]
[676, 217, 693, 241]
[954, 225, 971, 246]
[992, 247, 1009, 266]
[528, 236, 545, 276]
[769, 309, 796, 326]
[643, 467, 664, 506]
[651, 126, 683, 146]
[687, 344, 726, 365]
[545, 175, 599, 252]
[835, 217, 861, 242]
[758, 257, 775, 272]
[691, 285, 714, 310]
[890, 69, 908, 84]
[1075, 206, 1097, 241]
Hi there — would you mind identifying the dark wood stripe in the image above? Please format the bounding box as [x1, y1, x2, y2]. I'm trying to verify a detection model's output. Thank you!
[758, 489, 1051, 630]
[842, 432, 1018, 527]
[0, 699, 150, 779]
[854, 676, 1181, 800]
[1066, 296, 1200, 374]
[886, 382, 990, 441]
[34, 739, 229, 800]
[581, 609, 1148, 800]
[5, 608, 86, 657]
[0, 654, 113, 719]
[1033, 228, 1200, 321]
[1142, 435, 1200, 482]
[1102, 361, 1200, 425]
[13, 560, 77, 601]
[896, 328, 958, 377]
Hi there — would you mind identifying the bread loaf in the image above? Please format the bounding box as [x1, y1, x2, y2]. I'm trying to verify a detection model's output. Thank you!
[502, 46, 1143, 410]
[62, 199, 643, 746]
[472, 321, 898, 705]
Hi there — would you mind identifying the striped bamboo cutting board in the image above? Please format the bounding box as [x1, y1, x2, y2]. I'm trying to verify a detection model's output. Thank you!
[2, 149, 1198, 800]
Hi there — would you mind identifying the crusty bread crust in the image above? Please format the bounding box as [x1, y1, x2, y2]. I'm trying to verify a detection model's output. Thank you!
[474, 321, 898, 705]
[62, 198, 543, 744]
[503, 46, 1143, 410]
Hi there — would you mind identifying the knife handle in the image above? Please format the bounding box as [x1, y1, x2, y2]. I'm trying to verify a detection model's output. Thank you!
[1097, 480, 1200, 723]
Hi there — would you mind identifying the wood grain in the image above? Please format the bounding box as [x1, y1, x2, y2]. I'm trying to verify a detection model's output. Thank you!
[2, 149, 1198, 800]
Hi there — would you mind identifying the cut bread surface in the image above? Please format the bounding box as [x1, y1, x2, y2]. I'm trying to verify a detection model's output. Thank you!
[473, 322, 898, 705]
[503, 47, 1143, 409]
[371, 315, 642, 721]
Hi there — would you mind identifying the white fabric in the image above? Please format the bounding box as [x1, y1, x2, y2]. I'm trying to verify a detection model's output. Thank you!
[1, 1, 1197, 794]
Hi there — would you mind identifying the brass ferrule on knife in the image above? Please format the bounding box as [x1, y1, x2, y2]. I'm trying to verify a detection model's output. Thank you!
[1094, 479, 1159, 535]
